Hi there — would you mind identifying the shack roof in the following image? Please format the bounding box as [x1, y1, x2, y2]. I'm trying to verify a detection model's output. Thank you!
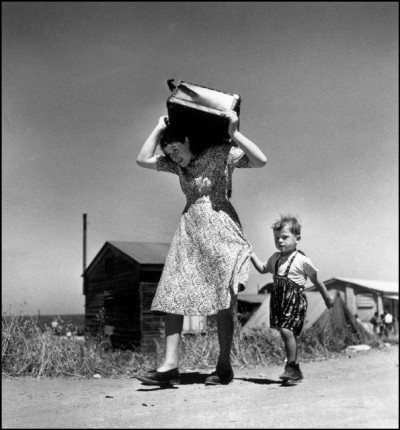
[308, 277, 398, 295]
[84, 241, 170, 275]
[108, 241, 170, 265]
[237, 293, 266, 304]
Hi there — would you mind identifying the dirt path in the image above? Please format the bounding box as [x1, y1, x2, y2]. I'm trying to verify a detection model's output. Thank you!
[2, 345, 398, 429]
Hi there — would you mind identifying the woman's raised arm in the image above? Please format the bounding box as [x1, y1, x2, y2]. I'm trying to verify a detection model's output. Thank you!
[136, 116, 168, 170]
[222, 111, 267, 168]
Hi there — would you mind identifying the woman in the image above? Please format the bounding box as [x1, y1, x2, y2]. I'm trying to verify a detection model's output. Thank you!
[136, 110, 267, 385]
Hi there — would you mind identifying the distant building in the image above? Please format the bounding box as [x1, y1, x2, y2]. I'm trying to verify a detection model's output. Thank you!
[83, 241, 206, 352]
[314, 277, 398, 325]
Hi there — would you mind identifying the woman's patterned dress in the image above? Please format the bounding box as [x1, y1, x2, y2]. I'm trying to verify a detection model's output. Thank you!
[151, 144, 252, 316]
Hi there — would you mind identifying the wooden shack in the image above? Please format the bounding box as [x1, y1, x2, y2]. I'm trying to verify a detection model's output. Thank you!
[83, 241, 207, 352]
[83, 241, 171, 352]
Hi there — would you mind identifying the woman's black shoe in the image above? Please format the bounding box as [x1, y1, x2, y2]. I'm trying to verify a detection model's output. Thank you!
[205, 368, 234, 385]
[136, 368, 180, 386]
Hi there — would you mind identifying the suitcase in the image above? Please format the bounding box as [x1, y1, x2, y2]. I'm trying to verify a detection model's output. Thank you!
[166, 79, 241, 141]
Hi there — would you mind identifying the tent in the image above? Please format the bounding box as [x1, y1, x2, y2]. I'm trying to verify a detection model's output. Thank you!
[307, 292, 376, 350]
[242, 294, 271, 332]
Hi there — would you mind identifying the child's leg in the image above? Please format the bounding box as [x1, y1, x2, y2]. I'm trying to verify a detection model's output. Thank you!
[157, 313, 184, 372]
[216, 307, 234, 371]
[279, 327, 298, 364]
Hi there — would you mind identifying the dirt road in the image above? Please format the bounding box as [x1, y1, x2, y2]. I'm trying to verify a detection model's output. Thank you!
[2, 345, 398, 429]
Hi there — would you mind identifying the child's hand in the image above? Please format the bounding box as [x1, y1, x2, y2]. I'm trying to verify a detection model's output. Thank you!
[221, 110, 239, 137]
[325, 296, 334, 309]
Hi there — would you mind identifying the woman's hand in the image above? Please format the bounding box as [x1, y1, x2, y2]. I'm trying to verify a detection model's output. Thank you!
[221, 110, 267, 168]
[221, 110, 239, 137]
[157, 115, 169, 130]
[137, 116, 169, 170]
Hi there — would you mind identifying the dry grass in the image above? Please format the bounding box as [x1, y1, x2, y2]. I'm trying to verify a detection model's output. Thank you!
[2, 307, 396, 379]
[1, 308, 156, 379]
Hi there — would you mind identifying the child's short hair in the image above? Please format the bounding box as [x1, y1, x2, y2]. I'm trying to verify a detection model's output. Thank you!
[272, 214, 301, 236]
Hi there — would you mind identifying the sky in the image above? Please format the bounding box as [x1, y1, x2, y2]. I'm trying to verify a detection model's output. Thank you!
[2, 2, 398, 315]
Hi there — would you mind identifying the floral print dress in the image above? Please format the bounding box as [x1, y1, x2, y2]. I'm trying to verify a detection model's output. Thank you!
[151, 144, 252, 316]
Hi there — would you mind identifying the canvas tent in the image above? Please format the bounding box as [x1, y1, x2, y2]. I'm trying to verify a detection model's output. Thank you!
[307, 292, 375, 350]
[241, 294, 271, 332]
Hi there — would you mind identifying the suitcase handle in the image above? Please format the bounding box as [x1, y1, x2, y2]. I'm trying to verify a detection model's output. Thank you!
[167, 79, 199, 98]
[167, 79, 176, 92]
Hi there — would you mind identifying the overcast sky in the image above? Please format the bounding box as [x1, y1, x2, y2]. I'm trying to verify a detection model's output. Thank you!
[2, 2, 398, 315]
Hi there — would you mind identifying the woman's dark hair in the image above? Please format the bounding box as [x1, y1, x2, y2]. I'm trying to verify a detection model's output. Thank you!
[159, 125, 187, 152]
[159, 124, 228, 157]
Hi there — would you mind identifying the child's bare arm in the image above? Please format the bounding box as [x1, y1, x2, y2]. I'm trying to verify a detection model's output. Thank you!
[250, 252, 268, 274]
[309, 273, 334, 308]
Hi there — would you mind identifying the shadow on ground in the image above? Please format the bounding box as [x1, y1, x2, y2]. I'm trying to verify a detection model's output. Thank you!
[136, 371, 287, 390]
[235, 377, 283, 385]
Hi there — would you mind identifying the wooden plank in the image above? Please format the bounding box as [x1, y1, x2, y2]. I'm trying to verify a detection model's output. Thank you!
[140, 282, 164, 352]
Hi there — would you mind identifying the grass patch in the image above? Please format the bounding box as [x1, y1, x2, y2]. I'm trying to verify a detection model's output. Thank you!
[2, 307, 396, 379]
[2, 307, 156, 379]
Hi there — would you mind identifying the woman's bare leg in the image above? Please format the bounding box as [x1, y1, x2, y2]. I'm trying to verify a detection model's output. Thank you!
[157, 313, 184, 372]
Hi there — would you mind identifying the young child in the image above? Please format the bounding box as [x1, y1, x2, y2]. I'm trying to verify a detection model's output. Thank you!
[251, 214, 334, 382]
